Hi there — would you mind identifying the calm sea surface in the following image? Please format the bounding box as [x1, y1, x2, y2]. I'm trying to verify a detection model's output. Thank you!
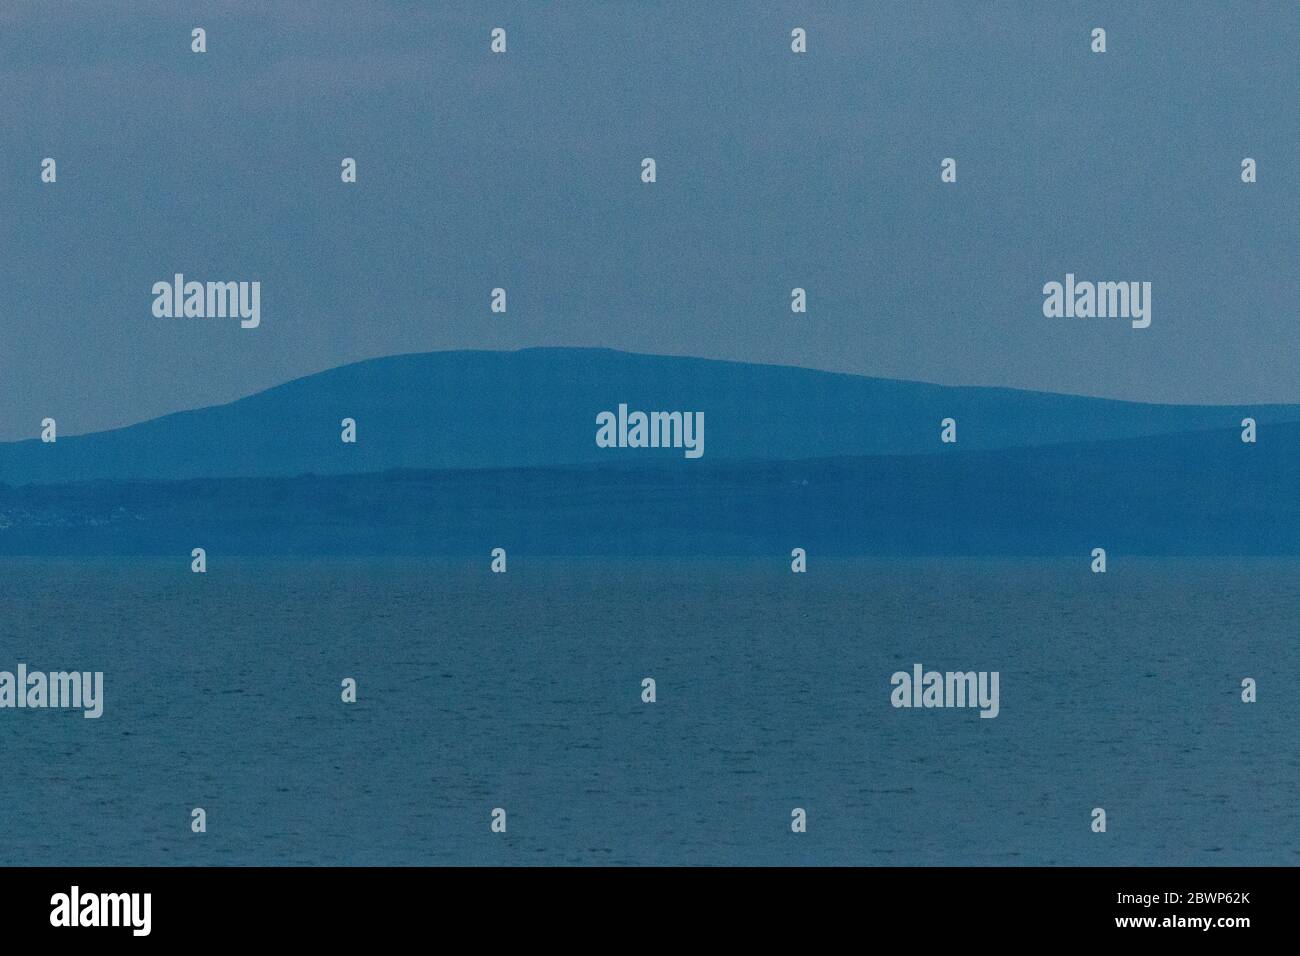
[1, 557, 1296, 866]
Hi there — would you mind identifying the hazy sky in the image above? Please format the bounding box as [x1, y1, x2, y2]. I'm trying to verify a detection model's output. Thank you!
[1, 1, 1296, 439]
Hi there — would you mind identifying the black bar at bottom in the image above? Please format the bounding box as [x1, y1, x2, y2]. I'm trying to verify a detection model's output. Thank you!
[0, 866, 1280, 942]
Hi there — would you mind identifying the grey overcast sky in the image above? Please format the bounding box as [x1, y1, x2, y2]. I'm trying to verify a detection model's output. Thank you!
[1, 1, 1296, 439]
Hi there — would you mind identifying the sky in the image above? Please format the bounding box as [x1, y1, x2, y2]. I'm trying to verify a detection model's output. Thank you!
[0, 1, 1296, 439]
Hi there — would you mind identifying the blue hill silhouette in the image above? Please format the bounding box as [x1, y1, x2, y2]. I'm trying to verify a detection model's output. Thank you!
[2, 348, 1297, 485]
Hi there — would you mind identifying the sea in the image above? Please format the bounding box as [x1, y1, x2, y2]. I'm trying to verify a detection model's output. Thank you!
[1, 557, 1295, 866]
